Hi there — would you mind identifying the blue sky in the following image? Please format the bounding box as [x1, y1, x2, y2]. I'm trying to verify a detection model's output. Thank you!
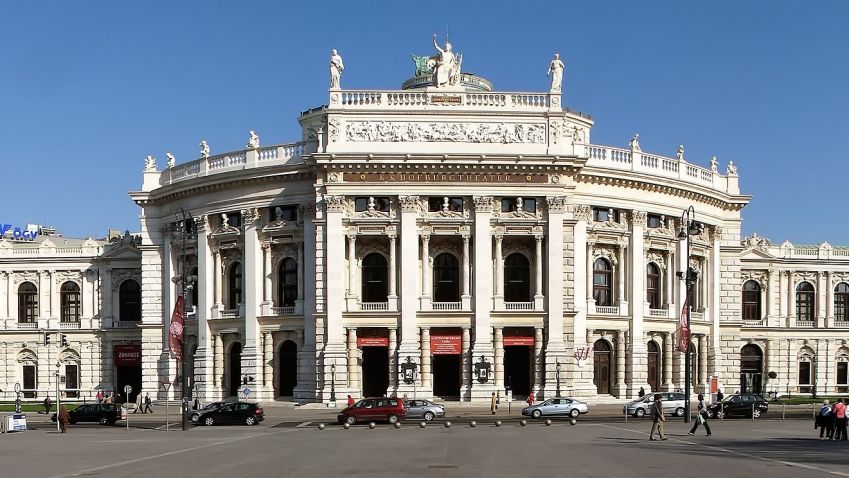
[0, 1, 846, 244]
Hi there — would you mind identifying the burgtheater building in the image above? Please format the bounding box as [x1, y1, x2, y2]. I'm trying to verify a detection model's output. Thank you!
[3, 43, 849, 403]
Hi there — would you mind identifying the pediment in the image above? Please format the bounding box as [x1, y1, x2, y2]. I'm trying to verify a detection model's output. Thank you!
[740, 247, 775, 261]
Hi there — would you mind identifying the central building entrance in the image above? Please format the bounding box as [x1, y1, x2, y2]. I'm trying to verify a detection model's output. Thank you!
[430, 329, 462, 399]
[358, 329, 389, 398]
[503, 329, 534, 397]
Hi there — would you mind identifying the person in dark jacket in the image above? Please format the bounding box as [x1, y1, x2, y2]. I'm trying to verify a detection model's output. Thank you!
[688, 394, 712, 437]
[649, 394, 667, 441]
[815, 400, 835, 440]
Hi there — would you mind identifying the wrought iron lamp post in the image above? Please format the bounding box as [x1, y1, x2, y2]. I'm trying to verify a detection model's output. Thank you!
[676, 205, 702, 423]
[176, 208, 194, 431]
[556, 361, 562, 397]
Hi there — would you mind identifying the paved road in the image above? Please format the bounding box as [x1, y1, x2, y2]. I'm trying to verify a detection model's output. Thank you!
[2, 415, 846, 478]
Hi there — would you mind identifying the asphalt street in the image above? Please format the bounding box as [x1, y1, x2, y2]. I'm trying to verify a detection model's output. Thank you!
[1, 411, 846, 478]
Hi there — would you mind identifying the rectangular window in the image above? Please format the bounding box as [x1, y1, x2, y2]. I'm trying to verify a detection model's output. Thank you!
[271, 205, 298, 222]
[838, 362, 848, 386]
[522, 198, 536, 213]
[798, 361, 812, 393]
[65, 364, 79, 398]
[23, 365, 36, 398]
[501, 197, 536, 213]
[355, 197, 389, 212]
[428, 197, 463, 212]
[501, 198, 514, 212]
[647, 214, 664, 229]
[224, 212, 242, 228]
[592, 207, 619, 223]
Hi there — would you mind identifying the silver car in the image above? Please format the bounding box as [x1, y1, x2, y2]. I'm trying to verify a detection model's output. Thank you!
[522, 397, 588, 419]
[624, 392, 686, 418]
[404, 400, 445, 421]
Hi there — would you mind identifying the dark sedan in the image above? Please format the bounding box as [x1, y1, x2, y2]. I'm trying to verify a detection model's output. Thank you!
[51, 403, 122, 425]
[707, 393, 768, 419]
[196, 402, 264, 426]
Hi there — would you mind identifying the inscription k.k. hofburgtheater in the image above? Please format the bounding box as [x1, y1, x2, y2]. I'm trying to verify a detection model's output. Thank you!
[343, 172, 548, 183]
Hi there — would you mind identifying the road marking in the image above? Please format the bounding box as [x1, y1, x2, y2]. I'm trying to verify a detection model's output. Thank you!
[52, 429, 297, 478]
[295, 421, 312, 428]
[595, 424, 849, 477]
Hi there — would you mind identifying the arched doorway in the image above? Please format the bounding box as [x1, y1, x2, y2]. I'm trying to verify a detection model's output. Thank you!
[593, 340, 612, 395]
[647, 341, 660, 392]
[740, 344, 763, 393]
[228, 342, 242, 397]
[279, 340, 298, 396]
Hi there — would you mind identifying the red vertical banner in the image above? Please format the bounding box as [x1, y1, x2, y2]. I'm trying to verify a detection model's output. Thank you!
[169, 296, 185, 360]
[677, 296, 690, 353]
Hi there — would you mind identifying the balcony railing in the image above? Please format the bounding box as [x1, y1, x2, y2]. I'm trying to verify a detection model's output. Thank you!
[220, 309, 239, 319]
[595, 306, 619, 315]
[112, 321, 139, 328]
[360, 302, 388, 311]
[742, 319, 765, 327]
[432, 302, 462, 311]
[16, 322, 38, 329]
[505, 302, 534, 311]
[691, 311, 705, 321]
[272, 306, 296, 315]
[59, 321, 81, 329]
[835, 321, 849, 328]
[649, 308, 668, 318]
[794, 319, 815, 328]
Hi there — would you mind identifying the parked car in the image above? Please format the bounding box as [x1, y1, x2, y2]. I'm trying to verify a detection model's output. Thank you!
[190, 401, 228, 422]
[522, 397, 588, 419]
[707, 393, 768, 419]
[624, 392, 687, 418]
[404, 399, 445, 421]
[196, 402, 264, 426]
[337, 397, 406, 425]
[51, 403, 122, 425]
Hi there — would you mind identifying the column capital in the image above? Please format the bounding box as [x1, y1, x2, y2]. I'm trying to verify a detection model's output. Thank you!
[241, 208, 261, 226]
[545, 196, 569, 214]
[631, 210, 647, 227]
[324, 195, 346, 213]
[398, 195, 420, 213]
[472, 195, 494, 212]
[194, 215, 210, 232]
[299, 203, 317, 220]
[572, 204, 592, 221]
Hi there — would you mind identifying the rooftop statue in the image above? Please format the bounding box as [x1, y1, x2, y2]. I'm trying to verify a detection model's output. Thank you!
[727, 161, 738, 176]
[710, 156, 718, 173]
[166, 152, 176, 169]
[199, 140, 210, 159]
[329, 49, 344, 89]
[547, 53, 565, 92]
[629, 133, 641, 152]
[431, 34, 462, 88]
[247, 130, 260, 149]
[144, 155, 157, 172]
[676, 144, 684, 161]
[411, 54, 433, 77]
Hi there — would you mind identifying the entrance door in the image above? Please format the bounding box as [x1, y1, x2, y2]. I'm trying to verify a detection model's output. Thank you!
[361, 347, 389, 397]
[504, 347, 532, 397]
[116, 365, 142, 403]
[279, 341, 298, 396]
[432, 355, 461, 398]
[647, 341, 659, 392]
[229, 343, 242, 397]
[593, 340, 611, 395]
[740, 344, 763, 394]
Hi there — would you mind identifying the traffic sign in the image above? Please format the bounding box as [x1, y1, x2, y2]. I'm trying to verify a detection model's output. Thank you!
[13, 383, 21, 394]
[123, 385, 132, 394]
[241, 386, 251, 399]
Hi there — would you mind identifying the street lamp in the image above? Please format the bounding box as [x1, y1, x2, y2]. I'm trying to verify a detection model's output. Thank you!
[176, 208, 194, 431]
[330, 362, 336, 402]
[676, 205, 702, 423]
[55, 361, 61, 433]
[556, 361, 562, 397]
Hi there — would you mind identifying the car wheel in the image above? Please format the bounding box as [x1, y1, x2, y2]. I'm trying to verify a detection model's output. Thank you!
[387, 414, 399, 424]
[424, 412, 435, 422]
[635, 408, 646, 418]
[532, 409, 542, 419]
[675, 407, 685, 417]
[752, 409, 761, 419]
[345, 415, 357, 425]
[245, 416, 257, 426]
[570, 408, 580, 418]
[715, 410, 724, 420]
[99, 416, 109, 425]
[204, 416, 215, 426]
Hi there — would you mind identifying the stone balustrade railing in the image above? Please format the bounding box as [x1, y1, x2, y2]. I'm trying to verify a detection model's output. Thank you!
[331, 89, 562, 113]
[1, 245, 102, 258]
[587, 144, 738, 194]
[757, 243, 849, 260]
[152, 142, 312, 189]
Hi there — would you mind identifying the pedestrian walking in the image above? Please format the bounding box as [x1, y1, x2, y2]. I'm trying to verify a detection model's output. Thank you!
[134, 392, 143, 414]
[527, 394, 534, 407]
[96, 390, 104, 403]
[490, 392, 497, 415]
[58, 406, 70, 433]
[649, 394, 667, 441]
[638, 387, 645, 398]
[143, 393, 154, 414]
[716, 389, 724, 402]
[815, 400, 834, 440]
[347, 395, 355, 407]
[833, 398, 847, 441]
[43, 396, 52, 415]
[688, 394, 712, 437]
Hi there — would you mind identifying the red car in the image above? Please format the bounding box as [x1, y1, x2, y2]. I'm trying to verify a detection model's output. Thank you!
[337, 397, 406, 425]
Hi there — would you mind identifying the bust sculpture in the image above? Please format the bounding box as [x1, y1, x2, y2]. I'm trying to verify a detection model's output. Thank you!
[547, 53, 565, 92]
[247, 130, 260, 149]
[166, 152, 176, 169]
[199, 140, 210, 159]
[329, 49, 344, 89]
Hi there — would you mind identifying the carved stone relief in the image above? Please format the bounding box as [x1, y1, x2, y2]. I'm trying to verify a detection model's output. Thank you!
[345, 121, 546, 144]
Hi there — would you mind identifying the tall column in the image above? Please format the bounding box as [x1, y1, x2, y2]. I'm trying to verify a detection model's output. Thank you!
[788, 271, 796, 327]
[241, 209, 264, 399]
[494, 327, 504, 389]
[262, 332, 272, 391]
[323, 196, 348, 399]
[534, 235, 544, 310]
[421, 234, 432, 310]
[195, 216, 213, 400]
[213, 250, 222, 308]
[294, 203, 317, 400]
[778, 268, 787, 325]
[665, 251, 675, 311]
[262, 243, 272, 305]
[663, 332, 673, 391]
[346, 233, 357, 302]
[616, 330, 627, 398]
[346, 328, 359, 395]
[817, 271, 826, 328]
[494, 233, 504, 305]
[214, 334, 224, 395]
[698, 334, 707, 392]
[420, 327, 431, 393]
[471, 196, 495, 399]
[628, 210, 647, 396]
[533, 327, 543, 398]
[826, 271, 835, 327]
[48, 270, 58, 321]
[388, 327, 398, 394]
[461, 327, 471, 400]
[617, 245, 626, 306]
[387, 234, 398, 310]
[461, 232, 471, 309]
[397, 196, 420, 397]
[570, 202, 592, 395]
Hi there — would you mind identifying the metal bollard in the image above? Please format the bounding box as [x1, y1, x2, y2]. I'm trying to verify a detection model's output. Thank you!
[470, 420, 477, 428]
[444, 421, 452, 428]
[420, 421, 427, 428]
[751, 404, 755, 423]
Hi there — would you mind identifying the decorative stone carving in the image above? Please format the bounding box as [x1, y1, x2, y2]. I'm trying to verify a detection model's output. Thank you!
[689, 257, 703, 271]
[329, 49, 344, 89]
[399, 195, 420, 213]
[727, 161, 738, 176]
[324, 195, 345, 213]
[194, 215, 209, 232]
[166, 152, 176, 169]
[111, 269, 142, 291]
[241, 208, 260, 226]
[592, 246, 618, 265]
[646, 251, 666, 270]
[213, 214, 239, 235]
[199, 140, 210, 159]
[632, 210, 647, 227]
[345, 121, 546, 144]
[710, 156, 718, 173]
[741, 270, 768, 289]
[144, 155, 157, 172]
[742, 233, 771, 251]
[629, 133, 641, 152]
[573, 204, 592, 221]
[431, 34, 462, 88]
[676, 144, 684, 161]
[427, 197, 466, 218]
[55, 271, 80, 285]
[13, 271, 38, 286]
[549, 120, 566, 144]
[545, 196, 569, 214]
[328, 119, 340, 143]
[473, 196, 494, 212]
[246, 130, 260, 149]
[547, 53, 564, 92]
[572, 125, 586, 144]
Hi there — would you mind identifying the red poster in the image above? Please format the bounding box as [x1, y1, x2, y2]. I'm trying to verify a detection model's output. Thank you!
[503, 335, 535, 346]
[357, 336, 389, 347]
[114, 345, 142, 367]
[430, 335, 462, 355]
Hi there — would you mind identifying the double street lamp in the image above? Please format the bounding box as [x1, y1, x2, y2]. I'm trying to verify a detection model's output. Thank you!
[676, 205, 702, 424]
[176, 208, 194, 431]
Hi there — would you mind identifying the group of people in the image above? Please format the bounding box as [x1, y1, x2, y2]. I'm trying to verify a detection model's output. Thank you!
[648, 393, 712, 441]
[815, 398, 849, 441]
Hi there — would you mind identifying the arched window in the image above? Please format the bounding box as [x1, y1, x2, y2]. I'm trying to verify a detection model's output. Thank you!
[17, 282, 38, 323]
[796, 282, 815, 323]
[189, 267, 199, 308]
[277, 258, 298, 307]
[361, 253, 388, 303]
[835, 283, 849, 323]
[119, 280, 141, 321]
[798, 349, 814, 393]
[593, 258, 612, 306]
[742, 280, 761, 322]
[593, 340, 612, 394]
[741, 344, 764, 393]
[504, 253, 531, 302]
[432, 253, 460, 302]
[228, 262, 242, 309]
[647, 340, 660, 392]
[60, 281, 81, 323]
[646, 264, 661, 309]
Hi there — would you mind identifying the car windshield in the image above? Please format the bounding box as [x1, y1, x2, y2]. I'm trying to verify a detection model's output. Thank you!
[540, 399, 554, 406]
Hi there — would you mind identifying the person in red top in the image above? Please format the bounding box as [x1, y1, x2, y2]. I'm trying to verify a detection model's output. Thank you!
[527, 394, 534, 407]
[346, 395, 355, 407]
[833, 398, 848, 441]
